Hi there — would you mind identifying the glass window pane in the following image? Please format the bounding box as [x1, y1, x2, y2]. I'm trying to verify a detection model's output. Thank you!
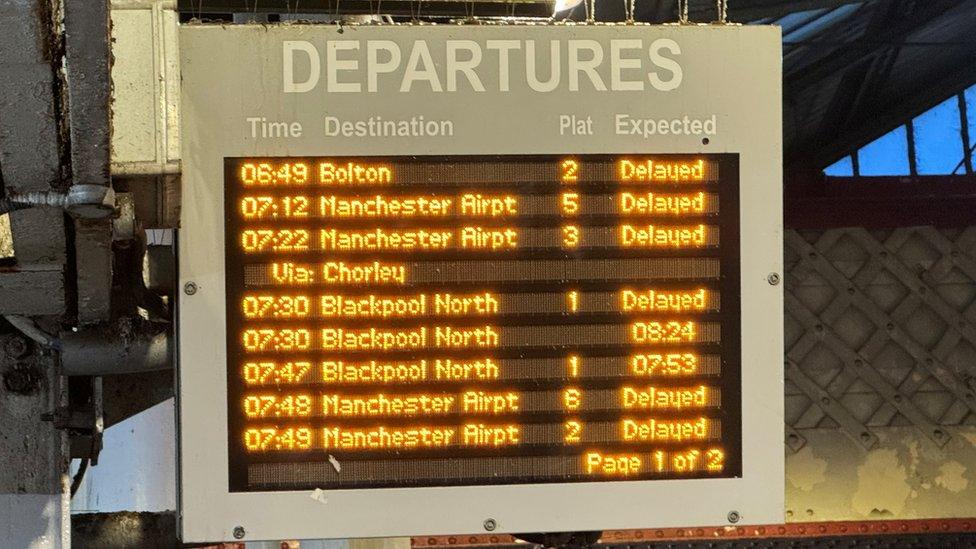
[966, 84, 976, 173]
[776, 9, 827, 35]
[858, 125, 910, 176]
[914, 96, 963, 175]
[787, 4, 862, 43]
[824, 155, 854, 176]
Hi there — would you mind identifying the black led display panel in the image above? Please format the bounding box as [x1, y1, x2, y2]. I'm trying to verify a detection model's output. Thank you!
[223, 154, 740, 492]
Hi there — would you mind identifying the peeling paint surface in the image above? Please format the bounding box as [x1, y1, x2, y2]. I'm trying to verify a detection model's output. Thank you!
[310, 488, 328, 505]
[935, 461, 968, 493]
[851, 449, 911, 518]
[960, 432, 976, 448]
[0, 214, 13, 258]
[787, 427, 976, 522]
[786, 446, 827, 492]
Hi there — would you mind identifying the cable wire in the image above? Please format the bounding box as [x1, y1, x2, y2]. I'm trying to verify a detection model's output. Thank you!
[70, 458, 90, 498]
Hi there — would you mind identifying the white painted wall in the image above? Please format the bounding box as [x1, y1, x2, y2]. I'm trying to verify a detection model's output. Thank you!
[70, 399, 176, 513]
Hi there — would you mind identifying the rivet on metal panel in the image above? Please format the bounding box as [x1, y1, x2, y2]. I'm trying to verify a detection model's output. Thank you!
[767, 272, 781, 285]
[483, 519, 496, 531]
[183, 281, 198, 295]
[786, 432, 805, 451]
[727, 511, 740, 524]
[233, 525, 245, 539]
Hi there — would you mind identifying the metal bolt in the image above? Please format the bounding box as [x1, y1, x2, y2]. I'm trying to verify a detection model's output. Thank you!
[184, 281, 198, 295]
[483, 518, 497, 531]
[766, 272, 781, 286]
[3, 336, 29, 359]
[727, 511, 740, 524]
[233, 526, 245, 539]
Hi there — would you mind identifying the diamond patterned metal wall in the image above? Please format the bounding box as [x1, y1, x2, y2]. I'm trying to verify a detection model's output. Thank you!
[785, 227, 976, 452]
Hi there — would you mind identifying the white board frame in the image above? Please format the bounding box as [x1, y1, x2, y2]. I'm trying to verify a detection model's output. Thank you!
[178, 23, 784, 543]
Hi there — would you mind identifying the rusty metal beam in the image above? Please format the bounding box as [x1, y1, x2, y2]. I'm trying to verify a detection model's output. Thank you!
[785, 174, 976, 229]
[691, 0, 865, 21]
[63, 0, 111, 188]
[412, 518, 976, 547]
[0, 2, 71, 547]
[62, 0, 114, 325]
[71, 511, 178, 549]
[176, 0, 553, 17]
[0, 0, 67, 314]
[0, 270, 66, 316]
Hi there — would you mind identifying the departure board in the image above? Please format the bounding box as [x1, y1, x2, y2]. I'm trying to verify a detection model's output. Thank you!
[224, 154, 741, 492]
[179, 23, 784, 542]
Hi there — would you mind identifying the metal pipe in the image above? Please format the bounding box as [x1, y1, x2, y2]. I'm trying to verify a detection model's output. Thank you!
[4, 315, 62, 350]
[61, 323, 172, 376]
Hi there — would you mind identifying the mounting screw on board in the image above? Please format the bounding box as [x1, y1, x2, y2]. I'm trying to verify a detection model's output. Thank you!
[233, 526, 245, 539]
[483, 518, 497, 531]
[727, 511, 740, 524]
[766, 272, 781, 286]
[184, 281, 198, 295]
